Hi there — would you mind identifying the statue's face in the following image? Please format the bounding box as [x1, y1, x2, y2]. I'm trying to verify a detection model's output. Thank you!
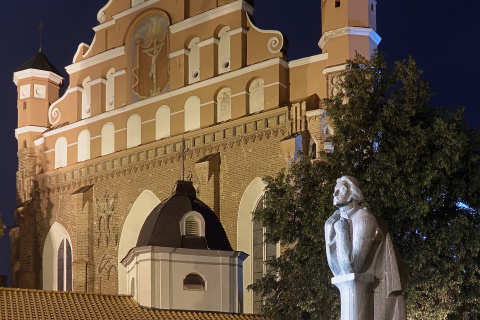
[333, 182, 350, 207]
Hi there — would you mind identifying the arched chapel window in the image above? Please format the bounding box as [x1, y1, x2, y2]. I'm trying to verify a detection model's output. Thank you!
[105, 68, 115, 111]
[127, 114, 142, 148]
[216, 88, 232, 122]
[57, 239, 72, 291]
[188, 38, 201, 84]
[183, 273, 205, 290]
[184, 96, 201, 132]
[217, 26, 231, 74]
[77, 129, 90, 162]
[180, 211, 205, 237]
[155, 105, 170, 140]
[248, 78, 264, 114]
[101, 122, 115, 156]
[54, 137, 67, 169]
[82, 77, 92, 119]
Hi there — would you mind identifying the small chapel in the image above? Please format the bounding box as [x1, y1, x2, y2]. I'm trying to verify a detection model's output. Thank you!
[7, 0, 379, 317]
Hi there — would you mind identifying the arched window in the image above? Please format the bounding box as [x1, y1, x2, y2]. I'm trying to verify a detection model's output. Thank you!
[217, 26, 231, 74]
[216, 88, 231, 122]
[57, 239, 72, 291]
[183, 273, 205, 290]
[155, 105, 170, 140]
[101, 122, 115, 156]
[184, 96, 201, 132]
[248, 78, 264, 114]
[188, 38, 200, 84]
[127, 114, 141, 148]
[54, 137, 67, 169]
[77, 129, 90, 162]
[82, 77, 92, 119]
[185, 216, 199, 236]
[105, 68, 115, 111]
[43, 222, 73, 291]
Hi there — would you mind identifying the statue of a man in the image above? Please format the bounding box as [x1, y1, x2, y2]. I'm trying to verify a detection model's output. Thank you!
[325, 176, 409, 320]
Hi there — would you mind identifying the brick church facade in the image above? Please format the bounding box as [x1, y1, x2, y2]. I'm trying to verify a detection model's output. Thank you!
[10, 0, 379, 314]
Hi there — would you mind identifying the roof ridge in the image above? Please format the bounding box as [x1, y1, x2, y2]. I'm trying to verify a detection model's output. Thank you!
[0, 287, 132, 298]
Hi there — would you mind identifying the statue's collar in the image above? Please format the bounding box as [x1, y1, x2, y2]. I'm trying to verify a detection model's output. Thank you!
[338, 204, 361, 219]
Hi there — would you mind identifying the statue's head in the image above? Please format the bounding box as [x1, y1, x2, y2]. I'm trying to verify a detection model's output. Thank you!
[333, 176, 364, 207]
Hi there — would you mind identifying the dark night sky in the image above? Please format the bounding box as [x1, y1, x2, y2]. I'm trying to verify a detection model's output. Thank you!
[0, 1, 479, 278]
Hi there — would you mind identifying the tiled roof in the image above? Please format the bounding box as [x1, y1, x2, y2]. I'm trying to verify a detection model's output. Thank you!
[0, 288, 269, 320]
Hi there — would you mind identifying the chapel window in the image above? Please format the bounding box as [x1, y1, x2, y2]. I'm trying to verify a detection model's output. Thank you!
[155, 105, 170, 140]
[101, 122, 115, 156]
[185, 216, 200, 236]
[188, 38, 201, 84]
[184, 96, 201, 132]
[77, 129, 90, 162]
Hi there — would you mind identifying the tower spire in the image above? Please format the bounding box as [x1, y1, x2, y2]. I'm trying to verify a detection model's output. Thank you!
[38, 20, 45, 52]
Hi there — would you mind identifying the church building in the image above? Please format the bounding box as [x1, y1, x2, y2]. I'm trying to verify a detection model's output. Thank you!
[10, 0, 379, 315]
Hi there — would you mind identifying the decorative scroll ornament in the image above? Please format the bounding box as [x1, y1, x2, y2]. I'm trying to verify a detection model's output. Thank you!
[48, 106, 61, 125]
[246, 13, 284, 54]
[97, 0, 114, 23]
[267, 36, 282, 54]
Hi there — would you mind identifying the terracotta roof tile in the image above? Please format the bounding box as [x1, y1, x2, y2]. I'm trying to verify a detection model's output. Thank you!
[0, 288, 269, 320]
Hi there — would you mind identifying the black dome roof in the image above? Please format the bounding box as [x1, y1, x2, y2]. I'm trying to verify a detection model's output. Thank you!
[136, 181, 233, 251]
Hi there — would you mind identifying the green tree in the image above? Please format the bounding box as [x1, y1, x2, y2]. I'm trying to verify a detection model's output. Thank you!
[249, 52, 480, 319]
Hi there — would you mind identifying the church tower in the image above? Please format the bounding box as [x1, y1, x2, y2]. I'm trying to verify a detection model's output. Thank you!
[319, 0, 380, 66]
[14, 52, 63, 150]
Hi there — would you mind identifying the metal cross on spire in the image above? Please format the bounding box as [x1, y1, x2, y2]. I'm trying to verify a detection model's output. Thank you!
[38, 20, 45, 52]
[181, 137, 189, 181]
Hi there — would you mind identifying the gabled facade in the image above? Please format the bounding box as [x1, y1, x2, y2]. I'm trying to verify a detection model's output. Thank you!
[10, 0, 379, 314]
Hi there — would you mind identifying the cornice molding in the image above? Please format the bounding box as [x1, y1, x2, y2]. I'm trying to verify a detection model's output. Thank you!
[15, 126, 48, 140]
[65, 46, 125, 75]
[318, 27, 381, 49]
[13, 69, 64, 86]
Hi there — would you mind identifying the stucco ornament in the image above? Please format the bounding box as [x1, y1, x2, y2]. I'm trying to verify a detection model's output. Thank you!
[325, 176, 409, 320]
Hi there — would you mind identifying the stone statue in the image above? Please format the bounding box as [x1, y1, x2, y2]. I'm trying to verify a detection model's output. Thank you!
[325, 176, 409, 320]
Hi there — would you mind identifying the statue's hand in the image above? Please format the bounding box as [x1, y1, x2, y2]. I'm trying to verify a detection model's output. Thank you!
[325, 213, 340, 244]
[334, 218, 350, 236]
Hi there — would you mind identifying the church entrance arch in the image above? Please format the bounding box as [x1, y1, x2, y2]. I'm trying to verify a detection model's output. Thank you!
[117, 190, 160, 294]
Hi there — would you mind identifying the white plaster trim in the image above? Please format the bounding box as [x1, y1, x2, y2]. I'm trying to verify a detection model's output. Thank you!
[263, 81, 287, 89]
[141, 119, 155, 124]
[113, 0, 161, 21]
[231, 91, 246, 98]
[91, 135, 101, 140]
[170, 110, 185, 116]
[169, 49, 189, 58]
[65, 46, 125, 75]
[246, 13, 283, 54]
[45, 149, 55, 154]
[93, 19, 115, 32]
[43, 57, 286, 137]
[200, 101, 213, 107]
[13, 69, 64, 86]
[34, 137, 45, 146]
[67, 142, 78, 148]
[322, 64, 347, 75]
[289, 53, 329, 68]
[306, 109, 322, 117]
[318, 27, 382, 49]
[89, 78, 107, 86]
[227, 27, 247, 36]
[198, 37, 219, 48]
[83, 35, 97, 59]
[73, 43, 90, 64]
[170, 1, 254, 34]
[15, 126, 48, 140]
[113, 69, 126, 78]
[115, 128, 127, 133]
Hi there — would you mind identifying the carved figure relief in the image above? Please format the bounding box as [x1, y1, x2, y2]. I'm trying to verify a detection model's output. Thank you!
[131, 15, 170, 102]
[95, 193, 118, 248]
[330, 73, 345, 97]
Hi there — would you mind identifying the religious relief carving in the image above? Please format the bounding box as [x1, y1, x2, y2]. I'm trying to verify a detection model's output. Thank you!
[329, 73, 345, 98]
[95, 193, 118, 248]
[131, 15, 170, 102]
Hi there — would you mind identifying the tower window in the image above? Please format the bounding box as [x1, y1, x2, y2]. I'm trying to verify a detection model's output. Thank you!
[23, 102, 27, 110]
[183, 273, 205, 290]
[371, 4, 374, 11]
[335, 0, 340, 7]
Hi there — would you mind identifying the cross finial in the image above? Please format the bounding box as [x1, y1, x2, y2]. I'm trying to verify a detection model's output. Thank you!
[181, 137, 188, 180]
[38, 20, 45, 52]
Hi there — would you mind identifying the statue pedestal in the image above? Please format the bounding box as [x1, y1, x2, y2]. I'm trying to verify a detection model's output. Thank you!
[332, 273, 375, 320]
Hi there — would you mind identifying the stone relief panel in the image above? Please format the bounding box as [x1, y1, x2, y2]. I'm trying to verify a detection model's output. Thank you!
[95, 193, 119, 249]
[131, 14, 170, 102]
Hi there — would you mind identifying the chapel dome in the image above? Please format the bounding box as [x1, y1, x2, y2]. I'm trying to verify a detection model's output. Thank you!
[136, 180, 233, 251]
[16, 51, 63, 77]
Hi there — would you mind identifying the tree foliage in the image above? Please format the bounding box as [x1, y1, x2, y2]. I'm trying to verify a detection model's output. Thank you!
[249, 52, 480, 319]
